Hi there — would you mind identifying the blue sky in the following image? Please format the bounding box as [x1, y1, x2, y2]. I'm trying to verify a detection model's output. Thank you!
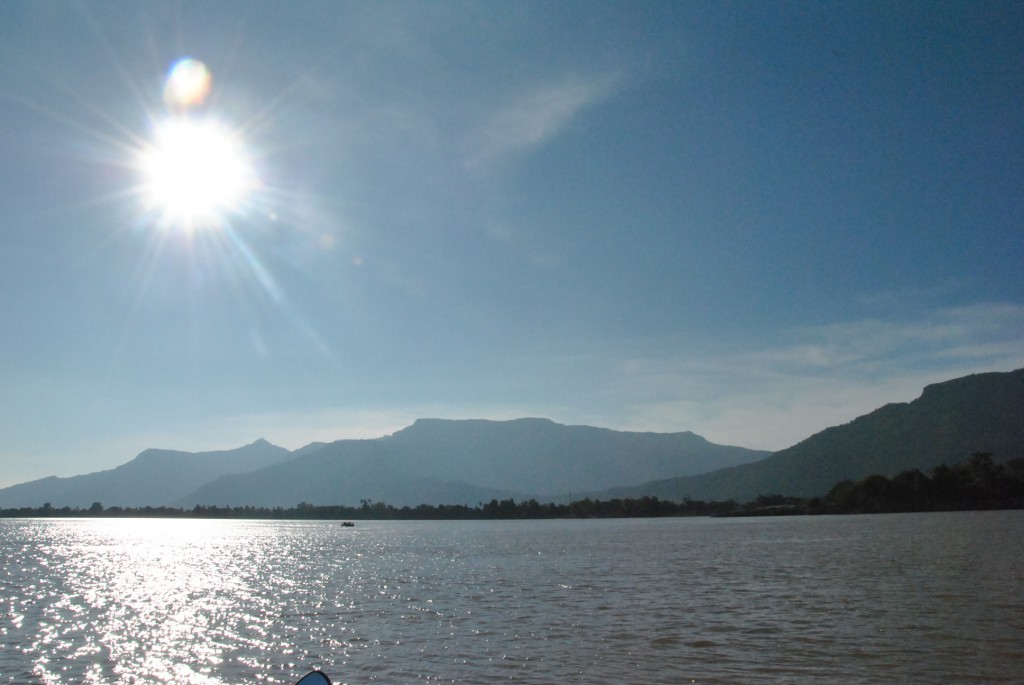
[1, 1, 1022, 488]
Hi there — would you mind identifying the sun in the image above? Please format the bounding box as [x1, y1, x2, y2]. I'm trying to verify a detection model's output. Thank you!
[137, 116, 257, 231]
[133, 57, 260, 231]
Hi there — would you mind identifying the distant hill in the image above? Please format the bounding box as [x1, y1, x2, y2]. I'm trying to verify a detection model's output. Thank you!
[178, 438, 526, 509]
[0, 439, 292, 509]
[5, 369, 1018, 509]
[180, 418, 770, 507]
[599, 369, 1024, 502]
[0, 420, 768, 510]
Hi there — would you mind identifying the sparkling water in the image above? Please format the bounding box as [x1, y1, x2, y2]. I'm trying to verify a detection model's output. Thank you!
[2, 512, 1022, 684]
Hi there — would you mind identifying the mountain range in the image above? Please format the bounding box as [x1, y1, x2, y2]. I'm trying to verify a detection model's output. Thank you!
[0, 418, 767, 509]
[180, 418, 769, 507]
[1, 368, 1021, 509]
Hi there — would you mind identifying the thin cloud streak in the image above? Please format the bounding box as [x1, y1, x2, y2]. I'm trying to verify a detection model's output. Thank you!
[739, 303, 1024, 373]
[467, 72, 621, 167]
[613, 302, 1024, 451]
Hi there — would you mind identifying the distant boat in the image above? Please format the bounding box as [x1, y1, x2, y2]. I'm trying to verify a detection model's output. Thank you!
[341, 521, 355, 527]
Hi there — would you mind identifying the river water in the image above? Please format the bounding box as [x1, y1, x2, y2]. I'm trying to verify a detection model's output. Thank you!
[1, 512, 1022, 684]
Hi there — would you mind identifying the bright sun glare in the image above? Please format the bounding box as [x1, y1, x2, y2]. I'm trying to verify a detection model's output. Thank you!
[138, 117, 256, 229]
[136, 58, 257, 231]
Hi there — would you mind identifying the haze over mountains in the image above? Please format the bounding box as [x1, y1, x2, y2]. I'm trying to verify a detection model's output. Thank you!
[0, 440, 293, 509]
[1, 369, 1021, 509]
[0, 419, 767, 509]
[182, 419, 767, 508]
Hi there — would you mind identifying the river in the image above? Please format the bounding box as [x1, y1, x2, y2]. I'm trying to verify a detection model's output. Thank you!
[1, 512, 1022, 684]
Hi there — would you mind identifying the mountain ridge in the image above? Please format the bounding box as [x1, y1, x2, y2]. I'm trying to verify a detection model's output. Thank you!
[593, 369, 1024, 503]
[0, 420, 768, 509]
[179, 419, 767, 507]
[0, 439, 292, 509]
[2, 369, 1020, 509]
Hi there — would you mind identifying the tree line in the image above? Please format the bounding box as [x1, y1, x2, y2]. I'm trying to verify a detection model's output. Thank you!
[0, 495, 740, 520]
[719, 452, 1024, 516]
[3, 453, 1022, 520]
[814, 452, 1024, 514]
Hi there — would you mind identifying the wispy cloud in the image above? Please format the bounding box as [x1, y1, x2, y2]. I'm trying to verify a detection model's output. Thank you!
[745, 303, 1024, 374]
[466, 72, 621, 167]
[610, 302, 1024, 450]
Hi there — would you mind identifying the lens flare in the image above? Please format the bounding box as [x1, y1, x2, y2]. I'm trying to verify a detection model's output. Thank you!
[163, 58, 212, 110]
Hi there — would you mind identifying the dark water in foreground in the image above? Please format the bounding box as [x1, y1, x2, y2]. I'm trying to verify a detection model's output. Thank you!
[1, 512, 1022, 684]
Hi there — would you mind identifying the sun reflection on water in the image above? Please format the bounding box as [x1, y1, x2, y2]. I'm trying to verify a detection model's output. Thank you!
[9, 519, 303, 685]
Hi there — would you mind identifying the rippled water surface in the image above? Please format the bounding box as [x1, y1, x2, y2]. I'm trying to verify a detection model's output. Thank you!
[2, 512, 1022, 684]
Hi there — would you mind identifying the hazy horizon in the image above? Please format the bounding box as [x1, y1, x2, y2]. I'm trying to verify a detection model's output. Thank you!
[2, 2, 1022, 488]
